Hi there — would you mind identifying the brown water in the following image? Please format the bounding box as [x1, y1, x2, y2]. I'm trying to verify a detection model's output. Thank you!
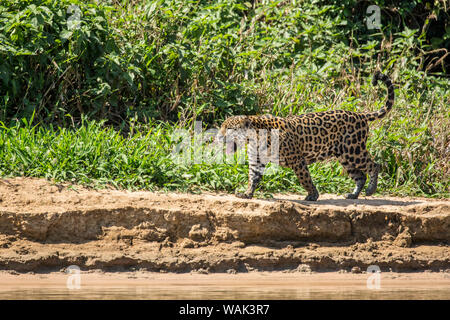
[2, 286, 450, 300]
[1, 272, 449, 300]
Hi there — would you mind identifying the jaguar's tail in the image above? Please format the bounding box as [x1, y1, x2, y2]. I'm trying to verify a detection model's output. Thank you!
[365, 71, 395, 121]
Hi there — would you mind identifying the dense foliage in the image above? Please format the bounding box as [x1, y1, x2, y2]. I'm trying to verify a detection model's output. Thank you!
[0, 0, 449, 197]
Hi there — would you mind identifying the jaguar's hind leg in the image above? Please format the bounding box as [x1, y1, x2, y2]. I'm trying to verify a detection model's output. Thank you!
[345, 168, 367, 199]
[292, 161, 319, 201]
[341, 150, 380, 198]
[353, 150, 380, 196]
[339, 155, 367, 199]
[365, 162, 380, 196]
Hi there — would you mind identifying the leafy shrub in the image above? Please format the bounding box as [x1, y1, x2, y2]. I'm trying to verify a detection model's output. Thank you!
[0, 0, 448, 196]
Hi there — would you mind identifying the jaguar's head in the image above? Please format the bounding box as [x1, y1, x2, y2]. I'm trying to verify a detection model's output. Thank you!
[216, 116, 251, 154]
[218, 116, 250, 136]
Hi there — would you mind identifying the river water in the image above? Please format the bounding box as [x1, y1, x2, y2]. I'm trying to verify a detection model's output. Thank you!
[1, 272, 449, 300]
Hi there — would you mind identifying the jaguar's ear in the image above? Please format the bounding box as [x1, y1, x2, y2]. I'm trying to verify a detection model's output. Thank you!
[242, 117, 251, 129]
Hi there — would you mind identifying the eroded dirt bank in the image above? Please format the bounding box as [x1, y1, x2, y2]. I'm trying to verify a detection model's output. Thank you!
[0, 177, 449, 273]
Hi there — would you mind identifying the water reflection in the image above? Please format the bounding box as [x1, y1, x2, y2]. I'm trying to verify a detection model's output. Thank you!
[1, 286, 449, 300]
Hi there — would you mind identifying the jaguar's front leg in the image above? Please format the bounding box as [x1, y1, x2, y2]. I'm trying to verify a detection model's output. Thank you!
[235, 163, 265, 199]
[292, 160, 319, 201]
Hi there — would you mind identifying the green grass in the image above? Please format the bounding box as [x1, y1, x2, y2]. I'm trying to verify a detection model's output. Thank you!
[0, 116, 448, 198]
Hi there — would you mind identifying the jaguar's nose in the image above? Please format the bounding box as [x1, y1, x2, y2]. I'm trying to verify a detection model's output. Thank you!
[214, 132, 225, 145]
[226, 141, 237, 155]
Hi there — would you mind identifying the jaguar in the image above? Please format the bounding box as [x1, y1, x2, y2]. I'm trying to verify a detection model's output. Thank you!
[217, 71, 394, 201]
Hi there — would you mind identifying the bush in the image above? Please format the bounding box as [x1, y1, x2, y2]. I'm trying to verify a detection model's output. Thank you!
[1, 0, 448, 125]
[0, 0, 448, 196]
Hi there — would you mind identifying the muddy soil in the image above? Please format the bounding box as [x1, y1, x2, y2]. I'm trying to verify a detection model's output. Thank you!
[0, 177, 449, 273]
